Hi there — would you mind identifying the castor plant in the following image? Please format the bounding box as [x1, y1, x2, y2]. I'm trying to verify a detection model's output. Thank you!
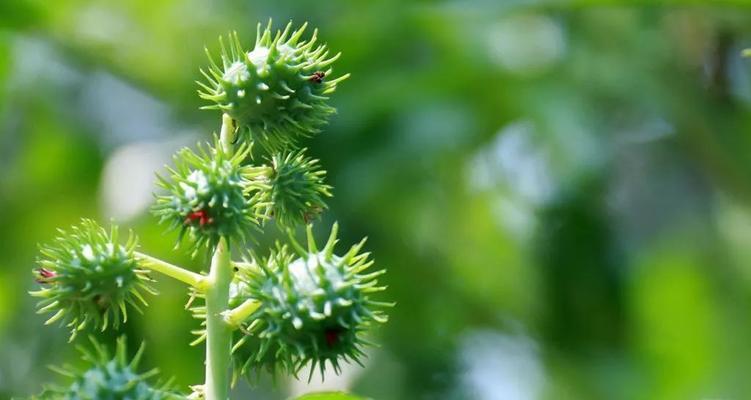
[29, 21, 390, 400]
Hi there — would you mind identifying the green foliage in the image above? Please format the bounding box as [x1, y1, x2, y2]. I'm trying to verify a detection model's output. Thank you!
[34, 336, 180, 400]
[261, 149, 332, 228]
[293, 393, 368, 400]
[30, 220, 155, 341]
[199, 21, 349, 151]
[152, 139, 265, 254]
[230, 223, 390, 381]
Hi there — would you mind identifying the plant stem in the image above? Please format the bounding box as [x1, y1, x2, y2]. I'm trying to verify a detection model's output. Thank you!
[204, 113, 235, 400]
[134, 252, 207, 290]
[204, 238, 233, 400]
[223, 298, 260, 327]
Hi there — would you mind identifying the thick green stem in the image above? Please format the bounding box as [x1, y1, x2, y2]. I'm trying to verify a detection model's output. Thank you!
[204, 113, 235, 400]
[204, 238, 232, 400]
[134, 252, 207, 290]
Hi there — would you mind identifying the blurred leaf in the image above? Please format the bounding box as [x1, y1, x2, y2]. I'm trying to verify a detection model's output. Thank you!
[0, 0, 40, 29]
[293, 392, 368, 400]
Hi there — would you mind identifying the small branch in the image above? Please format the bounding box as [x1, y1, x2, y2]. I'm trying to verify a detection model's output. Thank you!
[220, 113, 234, 154]
[135, 252, 207, 290]
[223, 299, 260, 328]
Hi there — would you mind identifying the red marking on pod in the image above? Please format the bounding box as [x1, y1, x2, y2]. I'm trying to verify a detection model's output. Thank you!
[324, 328, 341, 348]
[185, 210, 213, 227]
[36, 268, 56, 284]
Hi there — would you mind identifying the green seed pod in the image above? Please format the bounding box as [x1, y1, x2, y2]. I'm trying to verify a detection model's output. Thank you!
[33, 336, 180, 400]
[30, 219, 155, 341]
[262, 148, 332, 228]
[231, 223, 391, 381]
[152, 140, 264, 254]
[199, 21, 349, 151]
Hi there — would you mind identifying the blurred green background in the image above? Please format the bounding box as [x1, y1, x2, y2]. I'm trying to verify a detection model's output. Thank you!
[3, 1, 751, 399]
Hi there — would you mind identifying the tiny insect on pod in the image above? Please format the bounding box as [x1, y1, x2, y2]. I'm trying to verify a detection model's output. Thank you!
[30, 219, 156, 341]
[152, 138, 267, 254]
[229, 223, 392, 381]
[198, 20, 350, 152]
[309, 71, 326, 84]
[33, 336, 177, 400]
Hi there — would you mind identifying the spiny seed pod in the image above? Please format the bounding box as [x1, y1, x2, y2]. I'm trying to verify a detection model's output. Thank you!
[153, 139, 266, 254]
[231, 223, 391, 381]
[33, 336, 180, 400]
[198, 21, 349, 151]
[262, 148, 332, 228]
[30, 219, 155, 341]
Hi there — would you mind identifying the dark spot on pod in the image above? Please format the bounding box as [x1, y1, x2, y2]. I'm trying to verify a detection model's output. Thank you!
[310, 71, 325, 84]
[324, 327, 343, 348]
